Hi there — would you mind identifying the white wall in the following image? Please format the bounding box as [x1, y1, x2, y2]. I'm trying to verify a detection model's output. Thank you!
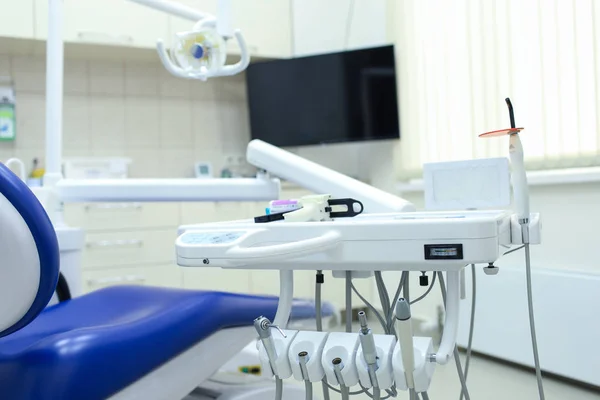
[0, 54, 250, 177]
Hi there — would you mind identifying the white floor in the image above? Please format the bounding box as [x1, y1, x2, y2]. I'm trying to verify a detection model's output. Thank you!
[315, 353, 600, 400]
[188, 353, 600, 400]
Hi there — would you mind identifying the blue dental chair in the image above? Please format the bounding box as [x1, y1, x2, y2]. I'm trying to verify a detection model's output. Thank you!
[0, 163, 335, 400]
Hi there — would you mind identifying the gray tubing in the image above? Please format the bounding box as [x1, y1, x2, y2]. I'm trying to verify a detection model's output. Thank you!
[275, 377, 283, 400]
[305, 380, 313, 400]
[371, 386, 381, 400]
[315, 271, 330, 400]
[525, 244, 546, 399]
[460, 265, 476, 400]
[340, 385, 350, 400]
[346, 271, 352, 333]
[437, 272, 471, 400]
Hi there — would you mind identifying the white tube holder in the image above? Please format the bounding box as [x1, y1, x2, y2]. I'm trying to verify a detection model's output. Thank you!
[355, 334, 396, 390]
[288, 331, 329, 383]
[434, 270, 460, 365]
[273, 270, 293, 329]
[392, 336, 435, 393]
[321, 332, 361, 387]
[510, 213, 541, 245]
[257, 329, 298, 379]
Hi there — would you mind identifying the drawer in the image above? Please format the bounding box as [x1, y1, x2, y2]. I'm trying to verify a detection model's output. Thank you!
[83, 229, 177, 269]
[64, 202, 180, 231]
[83, 264, 183, 293]
[182, 267, 252, 294]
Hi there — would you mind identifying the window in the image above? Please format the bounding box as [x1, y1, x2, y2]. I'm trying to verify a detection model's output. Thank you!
[393, 0, 600, 179]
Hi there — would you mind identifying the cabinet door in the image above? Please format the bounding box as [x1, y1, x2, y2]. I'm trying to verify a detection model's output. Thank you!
[230, 0, 292, 58]
[83, 229, 177, 269]
[0, 0, 34, 38]
[83, 264, 183, 293]
[35, 0, 169, 48]
[65, 202, 180, 232]
[168, 0, 218, 33]
[292, 0, 387, 57]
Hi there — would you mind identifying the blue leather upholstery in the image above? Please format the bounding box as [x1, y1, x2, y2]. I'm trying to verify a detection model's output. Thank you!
[0, 285, 335, 400]
[0, 163, 59, 337]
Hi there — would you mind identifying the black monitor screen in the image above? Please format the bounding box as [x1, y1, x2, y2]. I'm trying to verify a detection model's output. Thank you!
[246, 45, 400, 147]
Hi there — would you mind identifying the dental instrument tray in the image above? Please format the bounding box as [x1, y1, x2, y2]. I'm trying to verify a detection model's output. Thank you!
[176, 210, 512, 271]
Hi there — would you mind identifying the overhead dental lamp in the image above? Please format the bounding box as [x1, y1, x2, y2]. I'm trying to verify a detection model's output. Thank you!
[129, 0, 250, 80]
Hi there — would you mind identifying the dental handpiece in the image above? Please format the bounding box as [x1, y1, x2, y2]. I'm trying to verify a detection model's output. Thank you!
[332, 357, 346, 386]
[396, 298, 416, 388]
[358, 311, 379, 387]
[254, 316, 285, 375]
[298, 351, 310, 380]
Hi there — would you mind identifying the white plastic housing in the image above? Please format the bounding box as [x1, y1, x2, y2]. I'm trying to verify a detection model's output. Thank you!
[247, 140, 415, 213]
[392, 336, 435, 393]
[510, 212, 541, 245]
[288, 331, 329, 382]
[321, 332, 361, 387]
[0, 193, 41, 332]
[257, 329, 298, 379]
[355, 334, 396, 390]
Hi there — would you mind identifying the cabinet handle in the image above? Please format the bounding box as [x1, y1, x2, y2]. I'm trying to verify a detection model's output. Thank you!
[86, 239, 143, 249]
[77, 31, 134, 44]
[85, 203, 143, 211]
[87, 275, 147, 286]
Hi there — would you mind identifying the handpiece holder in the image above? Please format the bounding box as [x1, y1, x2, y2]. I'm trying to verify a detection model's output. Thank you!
[431, 270, 460, 364]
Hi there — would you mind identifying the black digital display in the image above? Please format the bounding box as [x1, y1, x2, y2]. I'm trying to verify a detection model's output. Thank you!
[246, 45, 399, 147]
[424, 244, 464, 260]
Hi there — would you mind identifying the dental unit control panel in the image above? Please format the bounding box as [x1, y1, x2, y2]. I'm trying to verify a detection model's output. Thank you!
[176, 210, 518, 271]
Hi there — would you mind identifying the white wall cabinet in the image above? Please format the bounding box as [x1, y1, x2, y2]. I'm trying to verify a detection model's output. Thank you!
[0, 0, 35, 39]
[4, 0, 386, 60]
[291, 0, 388, 57]
[35, 0, 169, 48]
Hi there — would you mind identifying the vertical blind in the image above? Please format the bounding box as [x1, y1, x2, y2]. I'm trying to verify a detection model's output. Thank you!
[393, 0, 600, 179]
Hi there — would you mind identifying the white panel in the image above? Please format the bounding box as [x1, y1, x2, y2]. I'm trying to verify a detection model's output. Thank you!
[424, 158, 511, 210]
[458, 267, 600, 386]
